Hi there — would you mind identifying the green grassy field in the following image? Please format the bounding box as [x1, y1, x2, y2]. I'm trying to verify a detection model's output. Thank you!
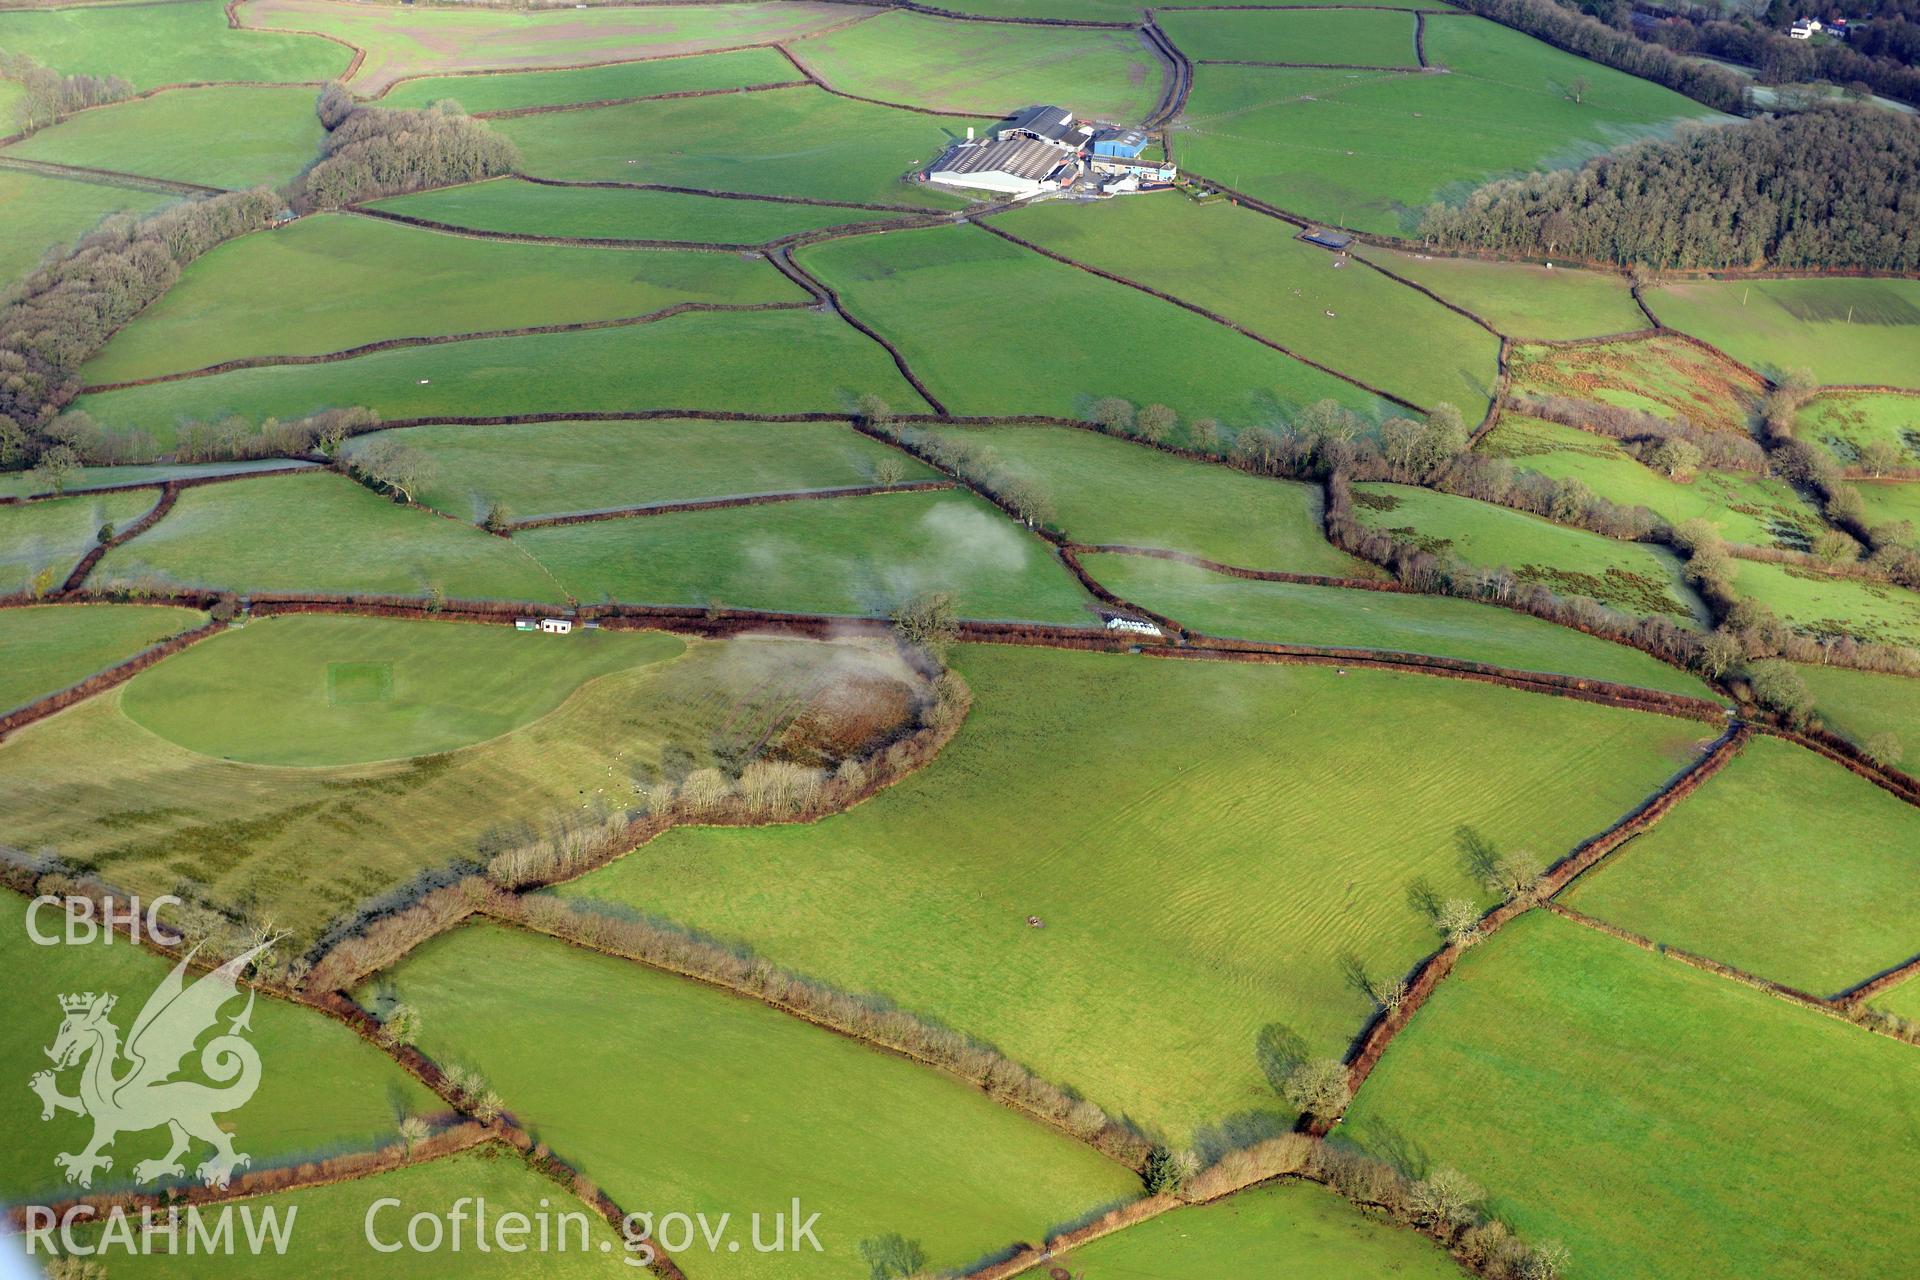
[498, 83, 974, 208]
[242, 0, 854, 96]
[1505, 334, 1764, 435]
[375, 45, 797, 113]
[72, 308, 920, 439]
[0, 603, 205, 713]
[1876, 974, 1920, 1020]
[369, 923, 1140, 1280]
[555, 644, 1695, 1140]
[1352, 482, 1707, 623]
[0, 0, 347, 89]
[1341, 911, 1920, 1280]
[800, 223, 1393, 427]
[56, 1147, 634, 1277]
[0, 489, 156, 594]
[0, 920, 436, 1204]
[2, 85, 325, 189]
[997, 196, 1498, 415]
[517, 489, 1097, 622]
[121, 615, 685, 765]
[1856, 481, 1920, 549]
[916, 424, 1376, 575]
[80, 213, 795, 384]
[793, 10, 1162, 120]
[367, 176, 917, 243]
[1794, 392, 1920, 468]
[1175, 18, 1720, 235]
[0, 168, 173, 289]
[1562, 735, 1920, 996]
[94, 472, 565, 603]
[0, 632, 913, 943]
[934, 0, 1447, 15]
[349, 418, 934, 522]
[1156, 8, 1421, 67]
[1358, 247, 1649, 339]
[1728, 557, 1920, 647]
[1647, 277, 1920, 388]
[0, 459, 318, 500]
[1798, 662, 1920, 760]
[1050, 1181, 1461, 1278]
[1479, 415, 1820, 549]
[1080, 552, 1717, 696]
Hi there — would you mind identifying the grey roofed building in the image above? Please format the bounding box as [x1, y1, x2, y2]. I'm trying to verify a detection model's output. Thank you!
[997, 104, 1084, 149]
[1301, 228, 1355, 250]
[927, 136, 1076, 196]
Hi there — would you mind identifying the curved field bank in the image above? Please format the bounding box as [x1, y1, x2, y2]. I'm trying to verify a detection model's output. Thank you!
[1504, 334, 1765, 435]
[0, 0, 347, 88]
[791, 9, 1164, 120]
[1647, 277, 1920, 389]
[0, 628, 928, 944]
[1357, 246, 1650, 340]
[1341, 911, 1920, 1280]
[1081, 551, 1716, 697]
[373, 43, 797, 112]
[0, 922, 436, 1204]
[239, 0, 858, 96]
[555, 643, 1698, 1140]
[0, 488, 156, 595]
[71, 308, 923, 439]
[1561, 734, 1920, 997]
[1479, 415, 1820, 550]
[0, 603, 207, 714]
[1351, 482, 1708, 624]
[120, 614, 688, 765]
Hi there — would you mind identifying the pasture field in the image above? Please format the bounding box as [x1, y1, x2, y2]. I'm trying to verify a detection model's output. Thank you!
[71, 308, 920, 438]
[1156, 8, 1421, 68]
[62, 1148, 633, 1277]
[997, 196, 1499, 415]
[792, 11, 1162, 121]
[1562, 735, 1920, 996]
[555, 644, 1694, 1139]
[1877, 975, 1920, 1020]
[1728, 557, 1920, 647]
[1049, 1181, 1461, 1278]
[348, 419, 935, 522]
[368, 924, 1141, 1280]
[120, 615, 685, 765]
[1646, 277, 1920, 388]
[0, 0, 347, 88]
[497, 84, 975, 208]
[2, 85, 325, 190]
[368, 176, 918, 243]
[517, 489, 1098, 623]
[1478, 415, 1820, 549]
[1080, 552, 1717, 696]
[94, 472, 566, 603]
[80, 213, 796, 385]
[799, 223, 1393, 426]
[0, 921, 435, 1203]
[0, 488, 155, 594]
[915, 423, 1376, 575]
[0, 459, 317, 500]
[1798, 662, 1920, 759]
[0, 603, 205, 713]
[374, 45, 799, 113]
[931, 0, 1445, 15]
[1358, 247, 1649, 338]
[0, 632, 918, 943]
[1505, 334, 1765, 434]
[1352, 482, 1707, 623]
[241, 0, 856, 96]
[1855, 481, 1920, 549]
[1173, 18, 1720, 235]
[1341, 911, 1920, 1280]
[1793, 391, 1920, 468]
[0, 169, 172, 289]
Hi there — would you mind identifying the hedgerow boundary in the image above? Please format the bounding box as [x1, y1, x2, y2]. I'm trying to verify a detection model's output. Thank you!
[58, 482, 175, 593]
[497, 479, 957, 530]
[0, 612, 223, 742]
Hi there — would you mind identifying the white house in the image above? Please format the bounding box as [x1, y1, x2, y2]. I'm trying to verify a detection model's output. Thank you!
[539, 618, 574, 635]
[1789, 16, 1822, 37]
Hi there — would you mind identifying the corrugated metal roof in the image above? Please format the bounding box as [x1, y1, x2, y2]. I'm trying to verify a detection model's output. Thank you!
[931, 138, 1072, 183]
[999, 104, 1077, 143]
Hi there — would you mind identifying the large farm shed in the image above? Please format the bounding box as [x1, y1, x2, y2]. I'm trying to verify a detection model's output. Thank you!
[927, 136, 1078, 197]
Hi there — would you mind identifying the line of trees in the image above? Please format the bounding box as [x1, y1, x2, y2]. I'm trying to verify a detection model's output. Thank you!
[295, 86, 520, 211]
[1418, 106, 1920, 270]
[0, 50, 133, 136]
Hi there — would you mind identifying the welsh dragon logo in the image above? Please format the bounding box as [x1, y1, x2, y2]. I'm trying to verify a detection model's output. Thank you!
[29, 941, 272, 1190]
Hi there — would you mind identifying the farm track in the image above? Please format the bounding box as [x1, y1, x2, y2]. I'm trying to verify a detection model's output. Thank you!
[516, 172, 935, 212]
[1141, 18, 1191, 131]
[0, 463, 314, 506]
[499, 480, 957, 530]
[0, 154, 224, 195]
[344, 204, 762, 251]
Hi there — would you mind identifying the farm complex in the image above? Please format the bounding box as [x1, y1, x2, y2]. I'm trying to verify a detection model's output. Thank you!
[0, 0, 1916, 1278]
